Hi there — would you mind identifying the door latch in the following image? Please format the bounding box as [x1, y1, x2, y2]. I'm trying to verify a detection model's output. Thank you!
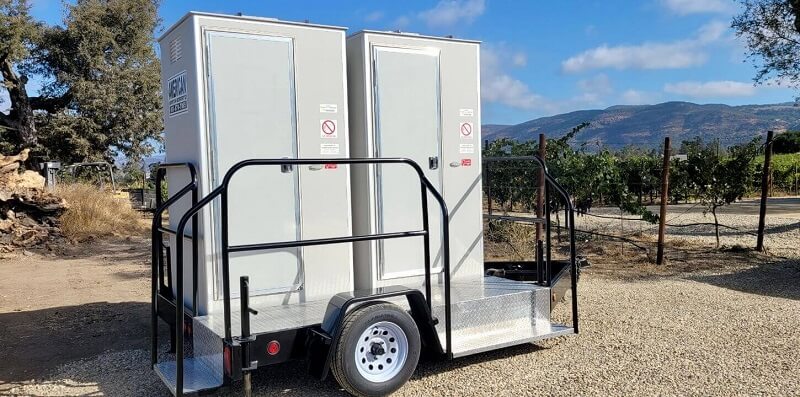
[281, 157, 293, 173]
[428, 156, 439, 170]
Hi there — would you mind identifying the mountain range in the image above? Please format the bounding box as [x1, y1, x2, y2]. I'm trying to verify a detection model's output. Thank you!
[482, 102, 800, 148]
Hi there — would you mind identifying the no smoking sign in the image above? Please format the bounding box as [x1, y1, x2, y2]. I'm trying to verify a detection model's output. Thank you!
[320, 119, 338, 138]
[459, 122, 474, 140]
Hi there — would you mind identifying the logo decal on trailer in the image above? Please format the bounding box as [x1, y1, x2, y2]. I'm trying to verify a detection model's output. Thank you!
[460, 122, 474, 139]
[461, 158, 472, 167]
[167, 71, 188, 117]
[320, 119, 338, 138]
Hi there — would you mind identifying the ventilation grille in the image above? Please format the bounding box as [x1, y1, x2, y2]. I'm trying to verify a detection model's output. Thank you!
[169, 37, 182, 63]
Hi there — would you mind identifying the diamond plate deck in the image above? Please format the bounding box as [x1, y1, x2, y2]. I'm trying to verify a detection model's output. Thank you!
[154, 357, 222, 396]
[195, 297, 330, 337]
[429, 276, 573, 357]
[191, 276, 571, 360]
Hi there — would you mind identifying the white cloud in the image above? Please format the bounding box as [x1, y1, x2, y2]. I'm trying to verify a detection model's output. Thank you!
[577, 74, 613, 96]
[696, 20, 729, 43]
[364, 11, 384, 22]
[562, 42, 707, 72]
[392, 16, 411, 30]
[620, 89, 660, 105]
[572, 74, 614, 105]
[511, 52, 527, 67]
[663, 80, 757, 97]
[562, 21, 729, 73]
[418, 0, 485, 28]
[661, 0, 736, 15]
[481, 46, 550, 111]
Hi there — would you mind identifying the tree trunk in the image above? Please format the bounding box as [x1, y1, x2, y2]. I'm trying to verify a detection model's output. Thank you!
[555, 208, 562, 243]
[0, 56, 38, 149]
[712, 206, 720, 248]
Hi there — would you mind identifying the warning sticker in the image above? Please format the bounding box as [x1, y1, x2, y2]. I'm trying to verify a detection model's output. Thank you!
[320, 143, 340, 155]
[320, 104, 338, 113]
[167, 71, 188, 117]
[459, 143, 475, 154]
[459, 108, 474, 117]
[320, 119, 338, 138]
[461, 158, 472, 167]
[459, 122, 474, 140]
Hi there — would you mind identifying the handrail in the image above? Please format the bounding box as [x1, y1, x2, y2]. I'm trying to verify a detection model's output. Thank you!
[171, 158, 451, 396]
[483, 155, 579, 333]
[151, 163, 198, 368]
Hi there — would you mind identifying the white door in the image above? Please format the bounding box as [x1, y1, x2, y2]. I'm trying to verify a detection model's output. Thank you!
[372, 46, 443, 280]
[205, 31, 302, 298]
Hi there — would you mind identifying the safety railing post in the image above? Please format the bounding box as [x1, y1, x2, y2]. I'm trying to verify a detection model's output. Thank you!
[221, 187, 233, 342]
[420, 182, 432, 310]
[544, 183, 552, 286]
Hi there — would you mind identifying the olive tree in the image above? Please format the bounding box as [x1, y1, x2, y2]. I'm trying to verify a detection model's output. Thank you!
[0, 0, 162, 163]
[732, 0, 800, 91]
[685, 138, 761, 247]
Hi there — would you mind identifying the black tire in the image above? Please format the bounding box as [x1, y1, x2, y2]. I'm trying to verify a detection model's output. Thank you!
[331, 302, 421, 397]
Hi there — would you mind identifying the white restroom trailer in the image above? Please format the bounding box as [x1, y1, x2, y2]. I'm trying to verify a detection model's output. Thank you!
[346, 31, 485, 290]
[151, 13, 579, 397]
[158, 12, 353, 316]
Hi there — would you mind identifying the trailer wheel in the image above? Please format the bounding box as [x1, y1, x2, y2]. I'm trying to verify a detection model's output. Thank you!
[331, 302, 420, 397]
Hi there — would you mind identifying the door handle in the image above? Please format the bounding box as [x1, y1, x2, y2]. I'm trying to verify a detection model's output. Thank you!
[428, 156, 439, 170]
[281, 157, 293, 173]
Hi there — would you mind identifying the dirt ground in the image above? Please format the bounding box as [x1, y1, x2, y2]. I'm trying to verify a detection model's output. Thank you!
[1, 236, 798, 396]
[0, 237, 155, 386]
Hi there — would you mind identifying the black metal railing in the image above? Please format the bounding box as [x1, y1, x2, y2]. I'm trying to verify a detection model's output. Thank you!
[168, 158, 450, 396]
[151, 163, 198, 367]
[483, 156, 579, 333]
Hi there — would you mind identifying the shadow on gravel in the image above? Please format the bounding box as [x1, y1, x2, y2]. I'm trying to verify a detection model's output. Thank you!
[0, 301, 160, 383]
[690, 259, 800, 301]
[241, 341, 546, 396]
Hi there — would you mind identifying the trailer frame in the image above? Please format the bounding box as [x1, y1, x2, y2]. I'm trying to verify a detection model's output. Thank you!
[151, 155, 578, 396]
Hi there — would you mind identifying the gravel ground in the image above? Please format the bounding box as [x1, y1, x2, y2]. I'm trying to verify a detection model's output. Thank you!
[4, 258, 799, 397]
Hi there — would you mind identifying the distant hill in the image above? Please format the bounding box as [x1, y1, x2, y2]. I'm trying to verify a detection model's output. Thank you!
[483, 102, 800, 147]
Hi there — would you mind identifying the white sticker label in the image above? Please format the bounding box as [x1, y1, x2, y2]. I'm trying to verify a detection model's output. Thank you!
[459, 143, 475, 154]
[320, 104, 338, 113]
[320, 143, 340, 155]
[459, 108, 474, 117]
[459, 122, 474, 140]
[167, 71, 188, 117]
[320, 119, 338, 138]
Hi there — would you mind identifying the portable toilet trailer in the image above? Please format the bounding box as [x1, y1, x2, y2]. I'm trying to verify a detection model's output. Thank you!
[151, 15, 579, 397]
[346, 31, 484, 290]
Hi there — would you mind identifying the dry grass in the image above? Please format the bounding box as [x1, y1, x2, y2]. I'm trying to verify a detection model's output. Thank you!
[55, 184, 148, 241]
[484, 221, 538, 261]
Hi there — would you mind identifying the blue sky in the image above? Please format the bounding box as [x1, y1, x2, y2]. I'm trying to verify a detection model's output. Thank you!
[20, 0, 800, 126]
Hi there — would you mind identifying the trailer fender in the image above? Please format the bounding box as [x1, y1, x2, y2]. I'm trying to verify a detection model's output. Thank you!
[307, 285, 442, 380]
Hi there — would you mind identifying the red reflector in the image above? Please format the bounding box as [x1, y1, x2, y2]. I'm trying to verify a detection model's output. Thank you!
[223, 345, 232, 375]
[267, 340, 281, 356]
[461, 158, 472, 167]
[324, 163, 337, 169]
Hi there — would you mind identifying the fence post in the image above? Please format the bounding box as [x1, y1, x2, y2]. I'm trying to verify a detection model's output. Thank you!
[484, 139, 492, 215]
[756, 130, 774, 252]
[536, 133, 546, 243]
[656, 137, 671, 265]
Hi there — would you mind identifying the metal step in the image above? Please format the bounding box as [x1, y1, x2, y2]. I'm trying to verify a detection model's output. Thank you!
[153, 358, 223, 396]
[155, 316, 224, 396]
[432, 276, 574, 357]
